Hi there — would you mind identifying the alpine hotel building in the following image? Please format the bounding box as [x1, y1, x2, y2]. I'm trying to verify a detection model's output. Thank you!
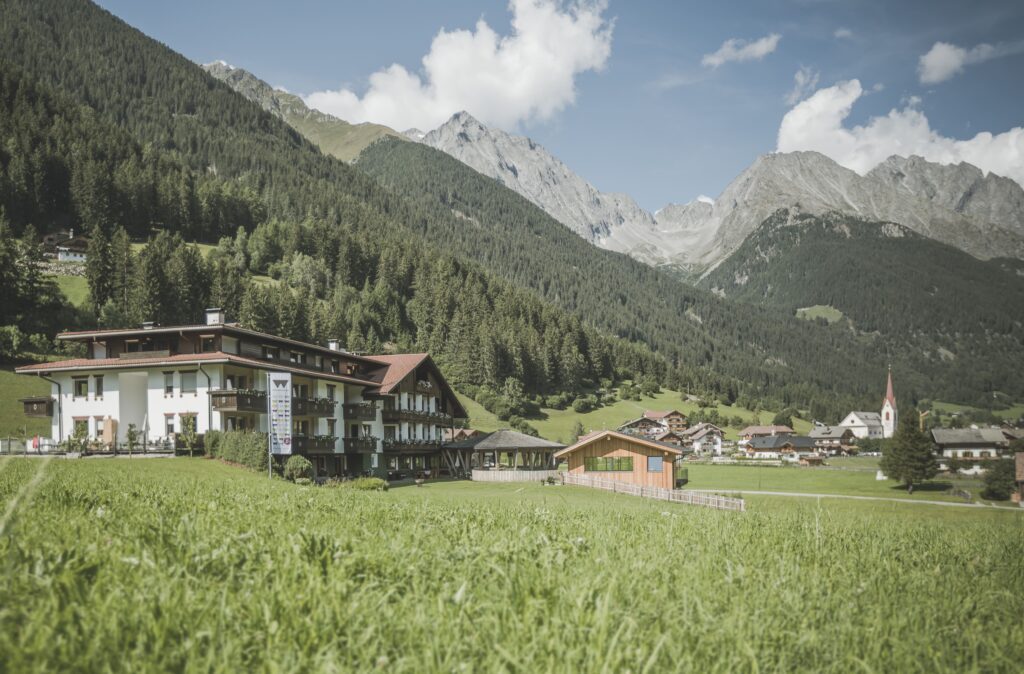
[16, 310, 467, 478]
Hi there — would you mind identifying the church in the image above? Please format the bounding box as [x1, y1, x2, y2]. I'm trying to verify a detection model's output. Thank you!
[839, 368, 898, 440]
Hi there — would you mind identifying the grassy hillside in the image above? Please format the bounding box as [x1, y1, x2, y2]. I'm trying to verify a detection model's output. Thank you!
[0, 369, 50, 438]
[1, 458, 1020, 671]
[53, 275, 88, 307]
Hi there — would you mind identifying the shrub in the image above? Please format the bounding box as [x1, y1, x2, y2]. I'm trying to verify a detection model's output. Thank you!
[216, 431, 269, 472]
[204, 430, 223, 457]
[345, 477, 388, 491]
[294, 477, 312, 486]
[981, 459, 1015, 501]
[572, 397, 593, 414]
[283, 455, 314, 481]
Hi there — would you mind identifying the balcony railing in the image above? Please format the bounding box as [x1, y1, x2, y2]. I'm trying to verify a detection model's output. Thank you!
[293, 435, 337, 452]
[383, 438, 442, 452]
[21, 396, 54, 418]
[343, 402, 377, 421]
[381, 409, 453, 425]
[210, 389, 267, 413]
[292, 397, 335, 417]
[415, 379, 434, 394]
[343, 436, 379, 453]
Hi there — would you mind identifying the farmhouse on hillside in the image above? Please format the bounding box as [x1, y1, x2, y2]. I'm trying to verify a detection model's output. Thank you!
[745, 435, 817, 460]
[555, 430, 681, 490]
[930, 428, 1008, 461]
[15, 309, 467, 479]
[642, 409, 690, 434]
[737, 425, 794, 445]
[682, 422, 725, 455]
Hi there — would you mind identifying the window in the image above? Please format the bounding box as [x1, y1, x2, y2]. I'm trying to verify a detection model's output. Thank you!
[647, 456, 664, 473]
[200, 336, 216, 353]
[164, 372, 174, 396]
[94, 376, 104, 399]
[331, 360, 339, 374]
[262, 346, 279, 360]
[584, 457, 633, 472]
[326, 419, 336, 438]
[180, 371, 197, 394]
[326, 385, 336, 401]
[165, 415, 175, 435]
[73, 378, 88, 398]
[73, 418, 88, 437]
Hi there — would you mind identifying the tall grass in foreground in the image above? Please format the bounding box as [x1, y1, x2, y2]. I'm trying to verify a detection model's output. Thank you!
[0, 458, 1022, 672]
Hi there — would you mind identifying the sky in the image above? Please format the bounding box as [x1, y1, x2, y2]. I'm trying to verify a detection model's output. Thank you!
[97, 0, 1024, 211]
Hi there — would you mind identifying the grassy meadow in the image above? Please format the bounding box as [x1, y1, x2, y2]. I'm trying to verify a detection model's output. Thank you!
[459, 389, 812, 443]
[0, 369, 50, 438]
[1, 458, 1021, 672]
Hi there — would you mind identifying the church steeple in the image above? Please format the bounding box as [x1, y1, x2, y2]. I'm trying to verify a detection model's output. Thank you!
[884, 365, 896, 408]
[881, 365, 897, 438]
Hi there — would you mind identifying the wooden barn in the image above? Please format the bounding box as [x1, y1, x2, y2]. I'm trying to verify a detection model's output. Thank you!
[555, 430, 681, 490]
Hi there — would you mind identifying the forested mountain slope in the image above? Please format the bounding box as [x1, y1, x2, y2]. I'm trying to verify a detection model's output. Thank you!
[700, 210, 1024, 405]
[0, 0, 1010, 412]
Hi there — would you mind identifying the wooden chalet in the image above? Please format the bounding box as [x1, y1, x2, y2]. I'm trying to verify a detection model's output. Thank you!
[556, 430, 682, 490]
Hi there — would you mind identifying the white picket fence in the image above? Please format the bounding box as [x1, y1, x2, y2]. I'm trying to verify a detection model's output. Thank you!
[471, 469, 562, 482]
[562, 473, 746, 511]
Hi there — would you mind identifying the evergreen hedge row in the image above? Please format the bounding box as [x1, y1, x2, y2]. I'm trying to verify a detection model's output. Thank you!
[206, 431, 268, 473]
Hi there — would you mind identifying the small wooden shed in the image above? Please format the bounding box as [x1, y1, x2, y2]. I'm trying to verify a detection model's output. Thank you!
[555, 430, 682, 490]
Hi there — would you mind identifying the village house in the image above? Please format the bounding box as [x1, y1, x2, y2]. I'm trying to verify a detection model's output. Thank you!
[737, 425, 794, 445]
[653, 430, 688, 447]
[55, 232, 90, 262]
[808, 424, 856, 455]
[555, 430, 681, 490]
[682, 422, 725, 455]
[642, 410, 690, 434]
[745, 435, 817, 460]
[931, 428, 1008, 461]
[617, 416, 667, 438]
[15, 309, 467, 479]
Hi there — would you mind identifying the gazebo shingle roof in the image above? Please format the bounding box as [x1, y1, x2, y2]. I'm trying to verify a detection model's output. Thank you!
[444, 429, 564, 450]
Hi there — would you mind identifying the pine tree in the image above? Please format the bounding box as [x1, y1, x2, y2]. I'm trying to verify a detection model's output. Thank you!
[108, 226, 135, 317]
[880, 415, 938, 493]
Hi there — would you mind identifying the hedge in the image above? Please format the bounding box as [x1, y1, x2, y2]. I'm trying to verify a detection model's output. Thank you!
[208, 431, 268, 473]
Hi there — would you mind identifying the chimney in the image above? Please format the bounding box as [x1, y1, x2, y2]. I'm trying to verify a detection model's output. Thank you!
[327, 338, 341, 351]
[141, 321, 155, 330]
[205, 308, 225, 325]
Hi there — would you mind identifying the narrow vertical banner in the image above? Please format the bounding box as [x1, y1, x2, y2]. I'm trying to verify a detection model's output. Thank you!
[268, 372, 292, 456]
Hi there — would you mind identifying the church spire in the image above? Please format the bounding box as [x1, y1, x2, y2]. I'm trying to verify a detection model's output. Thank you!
[884, 365, 896, 407]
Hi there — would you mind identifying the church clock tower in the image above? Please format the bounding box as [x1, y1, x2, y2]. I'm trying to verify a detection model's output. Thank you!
[881, 366, 897, 439]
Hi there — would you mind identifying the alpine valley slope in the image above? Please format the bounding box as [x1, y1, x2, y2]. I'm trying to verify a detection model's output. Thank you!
[409, 113, 1024, 274]
[202, 61, 402, 162]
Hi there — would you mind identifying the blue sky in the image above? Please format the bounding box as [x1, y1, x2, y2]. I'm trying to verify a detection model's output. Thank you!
[97, 0, 1024, 211]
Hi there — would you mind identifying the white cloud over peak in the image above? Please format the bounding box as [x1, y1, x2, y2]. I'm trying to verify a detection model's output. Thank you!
[701, 33, 781, 68]
[784, 66, 819, 105]
[302, 0, 613, 132]
[777, 79, 1024, 188]
[918, 40, 1024, 84]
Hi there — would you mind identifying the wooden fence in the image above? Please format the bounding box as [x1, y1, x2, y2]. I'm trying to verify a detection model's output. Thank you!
[471, 469, 562, 482]
[562, 473, 746, 511]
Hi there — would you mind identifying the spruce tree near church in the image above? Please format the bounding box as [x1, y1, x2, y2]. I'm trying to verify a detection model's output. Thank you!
[880, 415, 938, 493]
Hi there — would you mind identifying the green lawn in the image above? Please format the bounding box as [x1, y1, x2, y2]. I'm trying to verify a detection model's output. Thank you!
[933, 400, 1024, 421]
[0, 368, 50, 438]
[459, 387, 811, 444]
[53, 275, 89, 307]
[796, 304, 845, 324]
[680, 462, 998, 504]
[0, 458, 1020, 672]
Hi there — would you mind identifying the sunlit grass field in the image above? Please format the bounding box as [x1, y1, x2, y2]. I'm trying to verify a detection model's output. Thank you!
[1, 458, 1021, 672]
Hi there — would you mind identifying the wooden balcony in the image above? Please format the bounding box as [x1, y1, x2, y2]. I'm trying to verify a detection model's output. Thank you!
[381, 409, 453, 425]
[292, 396, 335, 417]
[383, 438, 442, 453]
[21, 396, 53, 418]
[415, 380, 434, 394]
[210, 389, 267, 413]
[343, 436, 379, 453]
[293, 436, 337, 452]
[343, 402, 377, 421]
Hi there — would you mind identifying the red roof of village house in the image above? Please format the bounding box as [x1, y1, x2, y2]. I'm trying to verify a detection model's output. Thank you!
[363, 353, 430, 393]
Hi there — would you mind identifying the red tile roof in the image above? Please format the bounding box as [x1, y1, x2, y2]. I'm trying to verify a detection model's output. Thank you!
[363, 353, 430, 393]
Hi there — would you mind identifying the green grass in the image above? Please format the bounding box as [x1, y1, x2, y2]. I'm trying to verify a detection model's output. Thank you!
[0, 369, 50, 438]
[796, 304, 844, 324]
[0, 458, 1021, 672]
[680, 462, 998, 504]
[933, 400, 1024, 421]
[52, 274, 89, 307]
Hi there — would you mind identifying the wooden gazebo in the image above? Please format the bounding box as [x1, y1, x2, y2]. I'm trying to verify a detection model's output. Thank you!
[442, 429, 564, 474]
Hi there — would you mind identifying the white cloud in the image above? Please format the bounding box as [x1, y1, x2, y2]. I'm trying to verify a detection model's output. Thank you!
[784, 66, 819, 105]
[918, 40, 1024, 84]
[777, 79, 1024, 187]
[302, 0, 613, 132]
[701, 33, 781, 68]
[834, 28, 853, 40]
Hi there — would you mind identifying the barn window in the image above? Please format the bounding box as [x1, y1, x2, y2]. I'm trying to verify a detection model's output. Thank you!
[647, 456, 663, 473]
